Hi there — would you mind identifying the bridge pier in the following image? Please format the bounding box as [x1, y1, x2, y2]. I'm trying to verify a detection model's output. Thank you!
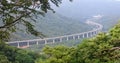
[36, 41, 39, 45]
[86, 33, 89, 38]
[82, 34, 85, 38]
[45, 40, 47, 44]
[53, 39, 55, 43]
[17, 42, 20, 48]
[27, 41, 30, 47]
[73, 36, 75, 40]
[66, 37, 69, 41]
[78, 35, 80, 39]
[60, 38, 62, 42]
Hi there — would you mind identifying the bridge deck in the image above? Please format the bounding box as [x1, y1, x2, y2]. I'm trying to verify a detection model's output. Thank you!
[7, 20, 103, 48]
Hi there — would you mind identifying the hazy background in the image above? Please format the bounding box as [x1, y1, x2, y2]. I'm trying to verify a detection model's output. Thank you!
[52, 0, 120, 20]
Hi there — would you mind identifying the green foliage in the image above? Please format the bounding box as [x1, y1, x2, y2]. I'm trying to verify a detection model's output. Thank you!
[0, 40, 41, 63]
[109, 23, 120, 47]
[0, 54, 10, 63]
[110, 23, 120, 39]
[35, 23, 120, 63]
[73, 34, 115, 63]
[39, 46, 75, 63]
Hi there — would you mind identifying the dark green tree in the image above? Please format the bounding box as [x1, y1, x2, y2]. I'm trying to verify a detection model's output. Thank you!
[0, 40, 41, 63]
[0, 0, 72, 41]
[0, 54, 10, 63]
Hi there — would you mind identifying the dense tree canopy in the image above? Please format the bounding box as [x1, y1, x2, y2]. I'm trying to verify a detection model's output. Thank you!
[0, 40, 41, 63]
[0, 0, 72, 41]
[37, 23, 120, 63]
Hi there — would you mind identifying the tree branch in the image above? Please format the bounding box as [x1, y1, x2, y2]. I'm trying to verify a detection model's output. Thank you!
[0, 12, 31, 29]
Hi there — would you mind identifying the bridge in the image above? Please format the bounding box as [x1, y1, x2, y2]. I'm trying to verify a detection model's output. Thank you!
[6, 20, 103, 48]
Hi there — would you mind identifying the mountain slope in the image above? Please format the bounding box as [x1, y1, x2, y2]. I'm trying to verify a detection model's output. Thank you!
[11, 12, 93, 41]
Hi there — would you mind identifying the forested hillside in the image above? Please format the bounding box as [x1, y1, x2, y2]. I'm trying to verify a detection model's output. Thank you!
[11, 12, 93, 41]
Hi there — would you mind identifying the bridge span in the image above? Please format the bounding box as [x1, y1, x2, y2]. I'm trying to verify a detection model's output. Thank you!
[6, 20, 103, 48]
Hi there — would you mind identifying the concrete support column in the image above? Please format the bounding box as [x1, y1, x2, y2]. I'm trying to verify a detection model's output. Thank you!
[53, 39, 55, 43]
[82, 34, 85, 38]
[73, 36, 75, 40]
[60, 38, 62, 42]
[78, 35, 80, 39]
[27, 41, 30, 47]
[86, 33, 89, 38]
[66, 37, 69, 41]
[17, 42, 20, 48]
[36, 41, 39, 45]
[45, 40, 47, 44]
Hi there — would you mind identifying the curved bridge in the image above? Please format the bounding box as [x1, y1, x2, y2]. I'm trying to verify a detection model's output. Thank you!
[7, 20, 103, 48]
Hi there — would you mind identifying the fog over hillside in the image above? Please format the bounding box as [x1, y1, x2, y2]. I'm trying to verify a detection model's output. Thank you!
[52, 0, 120, 20]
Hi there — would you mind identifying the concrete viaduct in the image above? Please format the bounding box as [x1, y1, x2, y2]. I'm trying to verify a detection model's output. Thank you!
[6, 20, 103, 48]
